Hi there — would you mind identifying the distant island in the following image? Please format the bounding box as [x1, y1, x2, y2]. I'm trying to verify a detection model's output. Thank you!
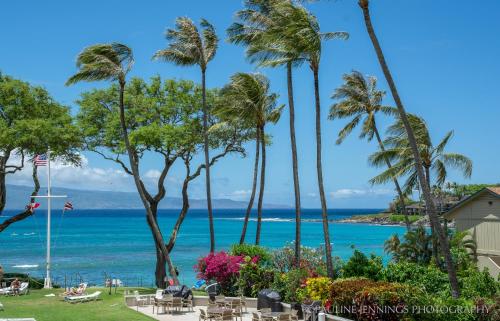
[4, 184, 290, 210]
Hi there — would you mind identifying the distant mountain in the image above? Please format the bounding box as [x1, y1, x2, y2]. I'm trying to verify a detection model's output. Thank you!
[4, 184, 289, 210]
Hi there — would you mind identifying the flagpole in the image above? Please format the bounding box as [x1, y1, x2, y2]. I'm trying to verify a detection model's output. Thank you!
[44, 148, 52, 289]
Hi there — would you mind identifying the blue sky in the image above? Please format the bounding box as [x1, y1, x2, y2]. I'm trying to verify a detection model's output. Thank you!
[2, 0, 499, 208]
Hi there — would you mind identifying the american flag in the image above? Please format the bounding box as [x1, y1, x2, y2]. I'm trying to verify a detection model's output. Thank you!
[63, 201, 74, 211]
[33, 154, 48, 166]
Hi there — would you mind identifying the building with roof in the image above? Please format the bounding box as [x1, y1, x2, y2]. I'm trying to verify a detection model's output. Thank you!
[444, 187, 500, 278]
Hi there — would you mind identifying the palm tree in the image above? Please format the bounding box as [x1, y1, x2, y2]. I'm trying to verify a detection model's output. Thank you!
[228, 0, 305, 264]
[66, 43, 179, 285]
[280, 3, 348, 277]
[153, 17, 218, 252]
[329, 71, 411, 231]
[217, 72, 283, 245]
[369, 115, 473, 194]
[357, 0, 461, 298]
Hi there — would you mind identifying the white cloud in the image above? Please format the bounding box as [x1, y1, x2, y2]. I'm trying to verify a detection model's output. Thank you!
[330, 188, 393, 199]
[217, 189, 252, 200]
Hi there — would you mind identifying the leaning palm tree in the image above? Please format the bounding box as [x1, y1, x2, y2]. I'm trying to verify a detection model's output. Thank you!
[369, 115, 472, 269]
[329, 71, 411, 230]
[357, 0, 461, 298]
[154, 17, 218, 252]
[217, 72, 283, 245]
[279, 3, 348, 277]
[66, 43, 179, 284]
[228, 0, 305, 265]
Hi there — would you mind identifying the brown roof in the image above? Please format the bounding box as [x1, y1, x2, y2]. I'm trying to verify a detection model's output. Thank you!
[487, 187, 500, 195]
[444, 187, 500, 219]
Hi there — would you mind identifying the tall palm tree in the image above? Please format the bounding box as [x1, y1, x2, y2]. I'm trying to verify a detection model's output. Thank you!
[280, 3, 348, 277]
[154, 17, 219, 252]
[357, 0, 461, 298]
[217, 72, 283, 245]
[329, 71, 411, 231]
[66, 43, 179, 284]
[228, 0, 305, 264]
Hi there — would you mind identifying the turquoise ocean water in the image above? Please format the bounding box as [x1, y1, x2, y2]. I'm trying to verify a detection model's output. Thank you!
[0, 208, 406, 287]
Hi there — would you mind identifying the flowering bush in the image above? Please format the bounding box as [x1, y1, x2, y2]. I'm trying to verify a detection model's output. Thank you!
[195, 251, 244, 294]
[297, 277, 333, 303]
[230, 244, 272, 265]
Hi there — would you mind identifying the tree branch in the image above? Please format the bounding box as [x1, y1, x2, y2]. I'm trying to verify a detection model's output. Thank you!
[92, 149, 133, 175]
[0, 165, 40, 232]
[3, 151, 24, 174]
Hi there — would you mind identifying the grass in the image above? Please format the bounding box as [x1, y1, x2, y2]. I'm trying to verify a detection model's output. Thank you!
[0, 287, 156, 321]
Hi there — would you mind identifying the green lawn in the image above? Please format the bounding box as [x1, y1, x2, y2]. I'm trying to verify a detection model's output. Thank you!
[0, 288, 156, 321]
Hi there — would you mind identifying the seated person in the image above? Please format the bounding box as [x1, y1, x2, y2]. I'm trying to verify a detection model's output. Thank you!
[64, 283, 85, 296]
[11, 278, 21, 295]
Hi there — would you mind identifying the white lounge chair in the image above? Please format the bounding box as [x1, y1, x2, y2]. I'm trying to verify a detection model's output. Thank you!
[0, 282, 29, 296]
[65, 291, 101, 303]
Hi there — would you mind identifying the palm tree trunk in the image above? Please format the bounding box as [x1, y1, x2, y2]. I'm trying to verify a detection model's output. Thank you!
[372, 123, 411, 231]
[255, 126, 266, 245]
[424, 165, 441, 266]
[117, 81, 179, 286]
[313, 66, 334, 278]
[202, 69, 215, 253]
[287, 62, 302, 266]
[358, 0, 460, 298]
[240, 128, 260, 244]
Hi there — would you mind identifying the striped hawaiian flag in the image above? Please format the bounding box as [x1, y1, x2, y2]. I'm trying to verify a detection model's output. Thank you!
[33, 154, 48, 166]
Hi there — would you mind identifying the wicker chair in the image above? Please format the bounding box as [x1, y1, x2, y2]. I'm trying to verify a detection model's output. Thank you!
[215, 310, 233, 321]
[290, 309, 299, 321]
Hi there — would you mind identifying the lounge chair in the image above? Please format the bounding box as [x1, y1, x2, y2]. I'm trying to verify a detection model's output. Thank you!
[0, 282, 29, 296]
[65, 291, 101, 303]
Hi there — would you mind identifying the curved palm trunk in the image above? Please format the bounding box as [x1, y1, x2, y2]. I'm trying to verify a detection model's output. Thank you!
[287, 63, 302, 266]
[255, 126, 266, 245]
[372, 123, 411, 231]
[359, 0, 460, 298]
[424, 165, 441, 266]
[0, 166, 40, 233]
[117, 81, 179, 286]
[240, 128, 260, 244]
[313, 66, 334, 278]
[202, 70, 215, 253]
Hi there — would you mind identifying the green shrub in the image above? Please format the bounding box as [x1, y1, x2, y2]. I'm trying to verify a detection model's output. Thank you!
[382, 261, 450, 296]
[237, 257, 275, 297]
[343, 250, 383, 280]
[460, 268, 500, 300]
[272, 243, 327, 275]
[230, 244, 271, 265]
[328, 277, 378, 318]
[272, 268, 310, 303]
[353, 282, 409, 321]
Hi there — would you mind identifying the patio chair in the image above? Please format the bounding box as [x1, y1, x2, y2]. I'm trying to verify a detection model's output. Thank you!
[259, 308, 271, 313]
[252, 312, 261, 321]
[134, 290, 148, 311]
[232, 305, 243, 321]
[239, 296, 248, 312]
[215, 310, 233, 321]
[199, 308, 213, 321]
[278, 313, 291, 321]
[170, 297, 183, 313]
[183, 297, 194, 311]
[290, 309, 299, 321]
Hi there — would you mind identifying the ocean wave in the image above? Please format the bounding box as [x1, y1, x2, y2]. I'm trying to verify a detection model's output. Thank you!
[12, 264, 39, 269]
[11, 232, 18, 236]
[216, 217, 294, 222]
[23, 232, 36, 236]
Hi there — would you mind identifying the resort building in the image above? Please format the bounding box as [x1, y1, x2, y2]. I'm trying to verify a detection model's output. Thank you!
[444, 187, 500, 278]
